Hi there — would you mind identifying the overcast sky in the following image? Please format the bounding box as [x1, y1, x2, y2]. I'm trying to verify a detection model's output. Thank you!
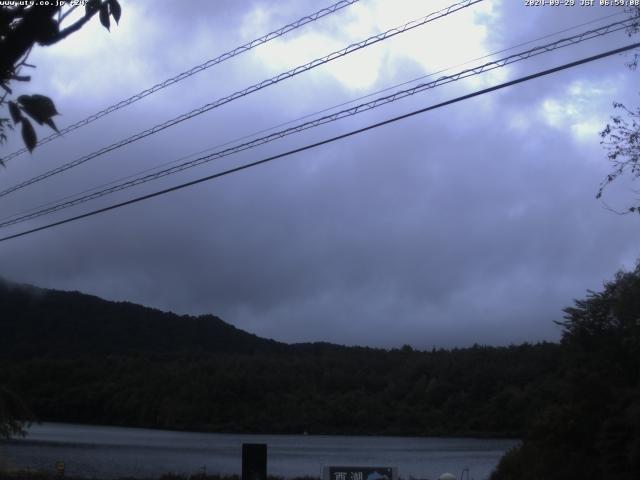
[1, 0, 638, 348]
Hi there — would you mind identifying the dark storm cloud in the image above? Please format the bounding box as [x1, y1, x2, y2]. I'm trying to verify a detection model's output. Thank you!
[1, 0, 638, 348]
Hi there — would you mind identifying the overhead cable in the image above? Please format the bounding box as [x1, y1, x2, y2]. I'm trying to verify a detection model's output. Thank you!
[0, 17, 634, 229]
[0, 0, 484, 199]
[0, 0, 362, 164]
[1, 41, 638, 244]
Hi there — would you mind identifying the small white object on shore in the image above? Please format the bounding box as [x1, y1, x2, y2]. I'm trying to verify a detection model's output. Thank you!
[438, 474, 457, 480]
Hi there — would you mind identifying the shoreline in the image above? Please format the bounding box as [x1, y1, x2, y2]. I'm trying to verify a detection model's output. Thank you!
[16, 421, 522, 442]
[1, 472, 324, 480]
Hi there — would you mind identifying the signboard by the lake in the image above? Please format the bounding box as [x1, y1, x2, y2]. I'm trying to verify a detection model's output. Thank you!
[322, 466, 397, 480]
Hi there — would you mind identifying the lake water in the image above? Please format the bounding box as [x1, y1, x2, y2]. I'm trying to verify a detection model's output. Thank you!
[0, 423, 518, 480]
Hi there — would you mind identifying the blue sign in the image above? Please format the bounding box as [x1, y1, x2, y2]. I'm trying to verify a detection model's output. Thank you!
[324, 466, 396, 480]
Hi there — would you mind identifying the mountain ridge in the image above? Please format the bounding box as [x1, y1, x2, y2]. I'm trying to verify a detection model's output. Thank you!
[0, 277, 567, 439]
[0, 278, 287, 358]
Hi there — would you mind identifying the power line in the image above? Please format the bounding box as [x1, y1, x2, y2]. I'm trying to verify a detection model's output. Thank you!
[31, 0, 607, 227]
[0, 17, 633, 229]
[23, 0, 594, 224]
[5, 9, 627, 208]
[23, 2, 618, 206]
[0, 0, 483, 199]
[0, 0, 362, 164]
[1, 41, 637, 244]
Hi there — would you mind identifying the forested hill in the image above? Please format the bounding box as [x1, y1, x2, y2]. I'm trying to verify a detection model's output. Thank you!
[0, 279, 285, 357]
[0, 277, 564, 438]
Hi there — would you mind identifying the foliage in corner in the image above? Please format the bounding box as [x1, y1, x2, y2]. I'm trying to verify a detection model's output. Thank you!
[0, 1, 122, 163]
[598, 6, 640, 214]
[599, 101, 640, 214]
[491, 261, 640, 480]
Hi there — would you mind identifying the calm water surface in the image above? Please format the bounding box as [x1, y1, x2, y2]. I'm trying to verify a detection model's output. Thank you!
[0, 423, 518, 480]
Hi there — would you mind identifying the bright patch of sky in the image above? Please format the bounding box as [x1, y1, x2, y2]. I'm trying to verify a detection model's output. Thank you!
[244, 0, 501, 92]
[32, 3, 159, 99]
[538, 77, 621, 143]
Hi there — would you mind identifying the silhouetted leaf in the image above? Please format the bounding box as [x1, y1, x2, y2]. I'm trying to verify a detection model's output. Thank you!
[109, 0, 121, 24]
[43, 118, 59, 133]
[21, 118, 36, 152]
[8, 101, 22, 124]
[85, 0, 101, 15]
[17, 95, 58, 127]
[99, 3, 110, 30]
[34, 17, 59, 45]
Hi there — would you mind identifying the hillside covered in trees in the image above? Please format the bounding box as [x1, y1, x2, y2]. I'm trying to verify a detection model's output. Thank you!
[0, 280, 284, 357]
[0, 278, 562, 438]
[2, 263, 640, 480]
[491, 262, 640, 480]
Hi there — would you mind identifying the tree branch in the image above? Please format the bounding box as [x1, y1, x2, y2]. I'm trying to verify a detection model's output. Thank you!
[58, 5, 78, 25]
[0, 5, 58, 76]
[38, 4, 102, 46]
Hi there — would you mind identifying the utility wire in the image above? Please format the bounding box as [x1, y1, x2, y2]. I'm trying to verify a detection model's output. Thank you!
[1, 41, 638, 244]
[0, 8, 628, 227]
[0, 17, 633, 229]
[0, 11, 628, 224]
[2, 11, 625, 225]
[0, 0, 362, 164]
[0, 0, 483, 199]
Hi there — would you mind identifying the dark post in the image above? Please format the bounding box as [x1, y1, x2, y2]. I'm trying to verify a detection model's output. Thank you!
[242, 443, 267, 480]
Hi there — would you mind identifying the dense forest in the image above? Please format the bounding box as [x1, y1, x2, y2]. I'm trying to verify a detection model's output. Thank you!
[0, 278, 563, 437]
[490, 263, 640, 480]
[1, 262, 639, 479]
